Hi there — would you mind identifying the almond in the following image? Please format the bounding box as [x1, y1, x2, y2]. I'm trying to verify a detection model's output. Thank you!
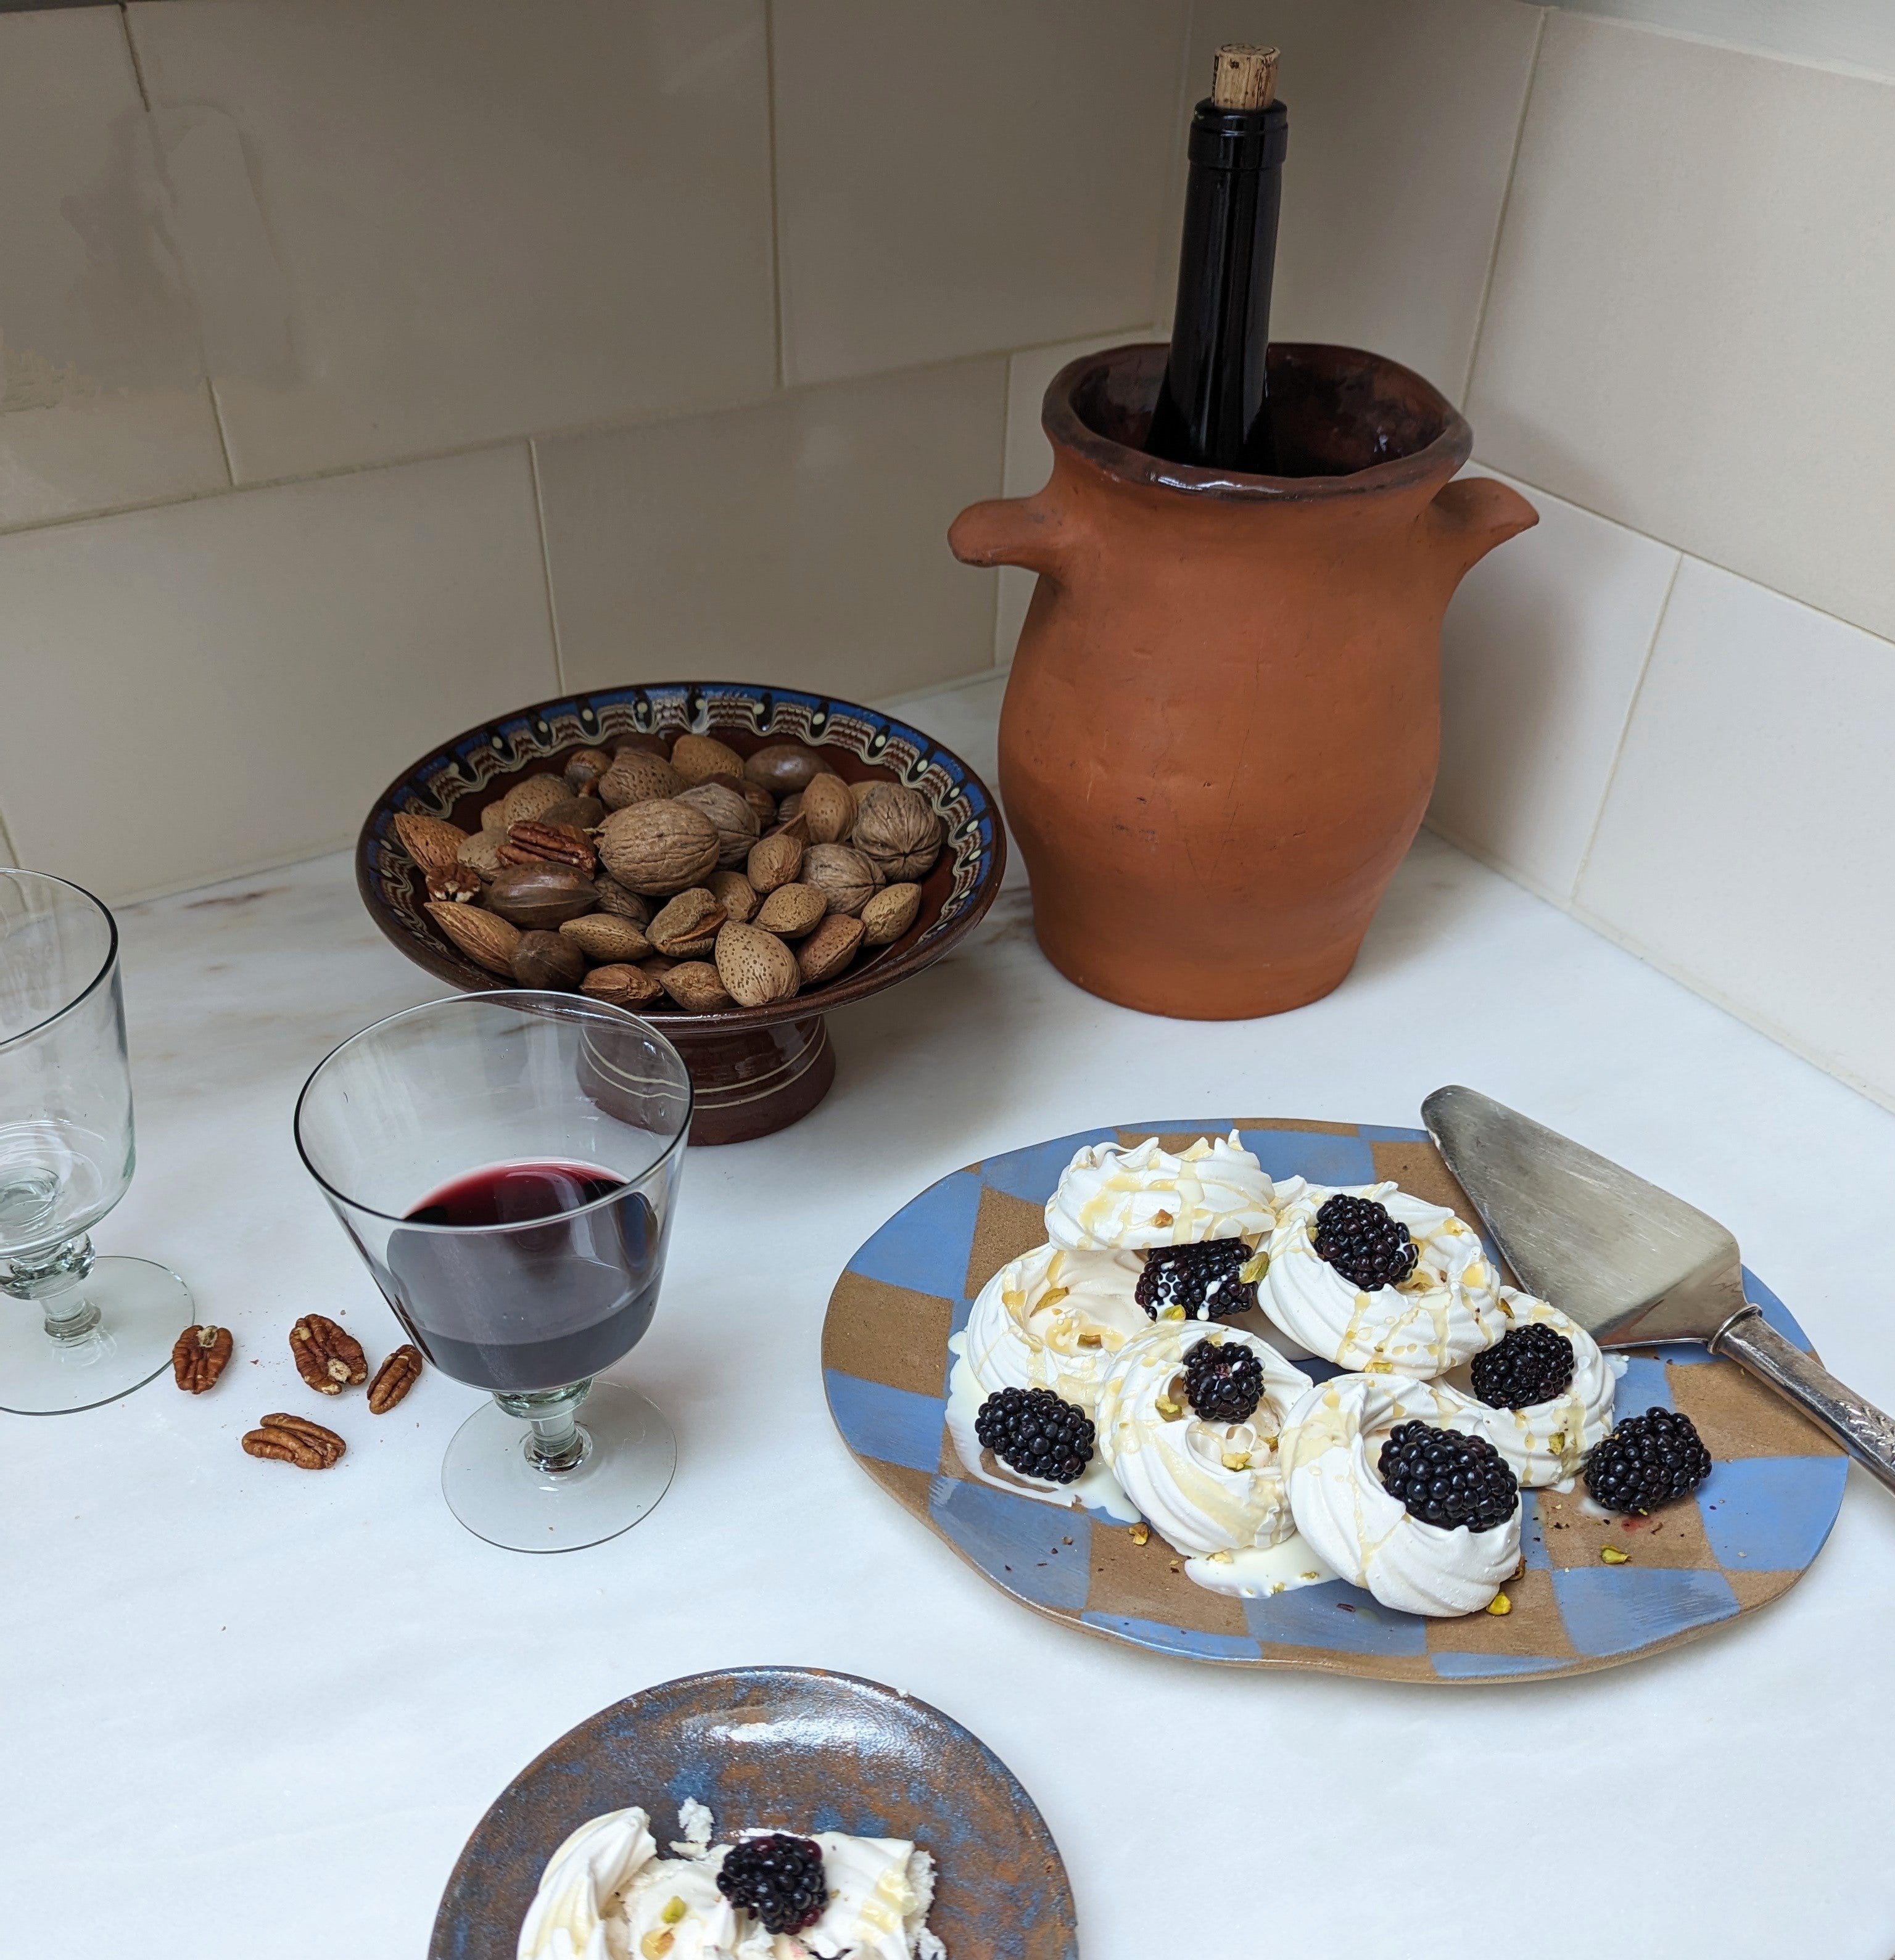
[671, 732, 746, 786]
[560, 914, 653, 962]
[675, 782, 760, 868]
[581, 963, 663, 1008]
[746, 828, 804, 894]
[647, 887, 727, 957]
[597, 800, 721, 895]
[802, 842, 880, 917]
[456, 831, 507, 881]
[798, 912, 864, 986]
[714, 921, 799, 1008]
[660, 960, 733, 1012]
[591, 874, 651, 924]
[481, 800, 511, 836]
[860, 881, 922, 945]
[801, 772, 857, 844]
[753, 881, 828, 939]
[598, 750, 685, 811]
[427, 900, 520, 976]
[500, 773, 572, 828]
[563, 747, 616, 795]
[394, 812, 469, 879]
[736, 779, 777, 827]
[706, 868, 759, 924]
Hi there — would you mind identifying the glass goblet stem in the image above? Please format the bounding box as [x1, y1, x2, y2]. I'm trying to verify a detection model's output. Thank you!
[2, 1232, 105, 1343]
[497, 1379, 595, 1473]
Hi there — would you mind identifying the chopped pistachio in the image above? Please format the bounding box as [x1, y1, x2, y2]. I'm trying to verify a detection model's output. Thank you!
[1600, 1545, 1630, 1565]
[1485, 1591, 1513, 1616]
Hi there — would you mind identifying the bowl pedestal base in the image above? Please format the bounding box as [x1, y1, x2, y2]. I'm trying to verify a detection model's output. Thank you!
[673, 1015, 836, 1144]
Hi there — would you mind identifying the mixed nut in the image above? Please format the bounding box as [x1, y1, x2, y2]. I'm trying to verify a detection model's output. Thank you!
[171, 1314, 424, 1471]
[398, 731, 946, 1014]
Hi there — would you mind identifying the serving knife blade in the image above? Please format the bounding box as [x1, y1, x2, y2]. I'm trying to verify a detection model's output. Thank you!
[1423, 1084, 1895, 1495]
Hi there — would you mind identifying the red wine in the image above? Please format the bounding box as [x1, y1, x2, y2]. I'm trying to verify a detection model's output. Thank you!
[1146, 45, 1287, 473]
[376, 1160, 663, 1393]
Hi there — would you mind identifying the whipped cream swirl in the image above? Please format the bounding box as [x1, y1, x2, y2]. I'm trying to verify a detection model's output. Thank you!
[1044, 1131, 1275, 1251]
[1469, 1290, 1616, 1488]
[956, 1240, 1147, 1415]
[1096, 1324, 1310, 1560]
[1262, 1177, 1505, 1377]
[518, 1804, 944, 1960]
[1278, 1372, 1519, 1616]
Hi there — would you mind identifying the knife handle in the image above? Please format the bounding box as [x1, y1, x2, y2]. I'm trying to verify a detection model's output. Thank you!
[1713, 1307, 1895, 1495]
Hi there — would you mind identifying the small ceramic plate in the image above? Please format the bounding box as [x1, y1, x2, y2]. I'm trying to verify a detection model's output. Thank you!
[430, 1667, 1078, 1960]
[824, 1119, 1850, 1684]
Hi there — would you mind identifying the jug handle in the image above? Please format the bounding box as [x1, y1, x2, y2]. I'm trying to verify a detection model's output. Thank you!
[949, 493, 1072, 579]
[1425, 476, 1538, 577]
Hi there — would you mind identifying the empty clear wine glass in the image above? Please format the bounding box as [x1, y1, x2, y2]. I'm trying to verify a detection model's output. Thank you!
[294, 991, 692, 1552]
[0, 869, 192, 1415]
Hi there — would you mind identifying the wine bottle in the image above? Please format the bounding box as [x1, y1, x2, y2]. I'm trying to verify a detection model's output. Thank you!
[1145, 44, 1288, 473]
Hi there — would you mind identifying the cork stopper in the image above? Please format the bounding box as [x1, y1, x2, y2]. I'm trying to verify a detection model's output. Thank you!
[1211, 43, 1278, 111]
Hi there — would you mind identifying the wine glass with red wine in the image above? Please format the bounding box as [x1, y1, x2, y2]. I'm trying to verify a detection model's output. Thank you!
[294, 992, 692, 1552]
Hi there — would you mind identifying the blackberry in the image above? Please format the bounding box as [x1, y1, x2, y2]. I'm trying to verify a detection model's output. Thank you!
[1313, 1193, 1418, 1292]
[1183, 1338, 1265, 1424]
[1472, 1323, 1577, 1410]
[974, 1385, 1095, 1484]
[1376, 1421, 1518, 1532]
[717, 1833, 828, 1935]
[1583, 1407, 1713, 1514]
[1136, 1238, 1258, 1320]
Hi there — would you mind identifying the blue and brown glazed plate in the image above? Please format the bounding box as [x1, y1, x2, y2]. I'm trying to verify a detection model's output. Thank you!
[430, 1666, 1077, 1960]
[823, 1119, 1849, 1684]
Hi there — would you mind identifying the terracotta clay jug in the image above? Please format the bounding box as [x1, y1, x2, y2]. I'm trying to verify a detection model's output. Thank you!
[949, 342, 1536, 1019]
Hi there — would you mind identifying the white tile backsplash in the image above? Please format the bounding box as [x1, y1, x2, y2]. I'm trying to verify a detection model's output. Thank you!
[535, 356, 1007, 704]
[0, 448, 556, 902]
[1432, 468, 1680, 900]
[1576, 559, 1895, 1103]
[0, 8, 228, 529]
[1547, 1, 1895, 83]
[772, 0, 1189, 387]
[127, 0, 778, 481]
[1469, 14, 1895, 642]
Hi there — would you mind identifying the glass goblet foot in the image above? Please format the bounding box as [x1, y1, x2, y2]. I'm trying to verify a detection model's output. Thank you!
[440, 1377, 677, 1553]
[0, 1236, 192, 1415]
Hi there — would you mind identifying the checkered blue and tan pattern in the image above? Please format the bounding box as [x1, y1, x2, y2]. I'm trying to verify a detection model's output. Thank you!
[823, 1120, 1848, 1683]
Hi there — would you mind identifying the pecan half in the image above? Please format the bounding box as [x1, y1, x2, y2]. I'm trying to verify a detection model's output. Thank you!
[289, 1314, 368, 1394]
[500, 820, 598, 875]
[367, 1344, 424, 1414]
[171, 1323, 233, 1393]
[241, 1412, 345, 1469]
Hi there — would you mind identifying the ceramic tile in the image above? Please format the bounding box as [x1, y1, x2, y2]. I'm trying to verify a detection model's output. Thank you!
[994, 331, 1147, 664]
[1576, 559, 1895, 1103]
[0, 447, 556, 902]
[537, 356, 1007, 704]
[1547, 1, 1895, 83]
[1469, 14, 1895, 641]
[0, 7, 227, 529]
[125, 0, 777, 481]
[772, 0, 1189, 386]
[1173, 0, 1544, 401]
[1431, 467, 1679, 899]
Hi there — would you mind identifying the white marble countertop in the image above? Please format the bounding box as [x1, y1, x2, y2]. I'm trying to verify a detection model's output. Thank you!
[7, 673, 1893, 1959]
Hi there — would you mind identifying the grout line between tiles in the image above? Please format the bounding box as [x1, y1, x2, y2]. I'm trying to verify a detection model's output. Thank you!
[1458, 6, 1547, 413]
[762, 0, 788, 393]
[526, 440, 566, 694]
[1569, 548, 1682, 902]
[117, 2, 152, 112]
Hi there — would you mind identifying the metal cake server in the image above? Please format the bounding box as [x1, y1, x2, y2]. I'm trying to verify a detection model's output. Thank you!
[1423, 1084, 1895, 1495]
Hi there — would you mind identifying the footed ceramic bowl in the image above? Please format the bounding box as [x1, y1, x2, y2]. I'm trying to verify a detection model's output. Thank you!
[430, 1666, 1078, 1960]
[358, 681, 1006, 1143]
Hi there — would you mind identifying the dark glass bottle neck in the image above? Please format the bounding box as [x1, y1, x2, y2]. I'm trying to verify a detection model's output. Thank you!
[1147, 97, 1289, 474]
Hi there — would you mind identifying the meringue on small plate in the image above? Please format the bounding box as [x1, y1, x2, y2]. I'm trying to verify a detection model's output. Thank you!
[1464, 1289, 1617, 1488]
[1277, 1372, 1519, 1617]
[1262, 1177, 1506, 1378]
[1043, 1131, 1275, 1251]
[1096, 1324, 1311, 1576]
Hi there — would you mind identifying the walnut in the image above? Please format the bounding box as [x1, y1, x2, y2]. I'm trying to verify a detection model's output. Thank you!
[851, 784, 943, 881]
[801, 843, 881, 918]
[674, 782, 760, 868]
[597, 801, 721, 896]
